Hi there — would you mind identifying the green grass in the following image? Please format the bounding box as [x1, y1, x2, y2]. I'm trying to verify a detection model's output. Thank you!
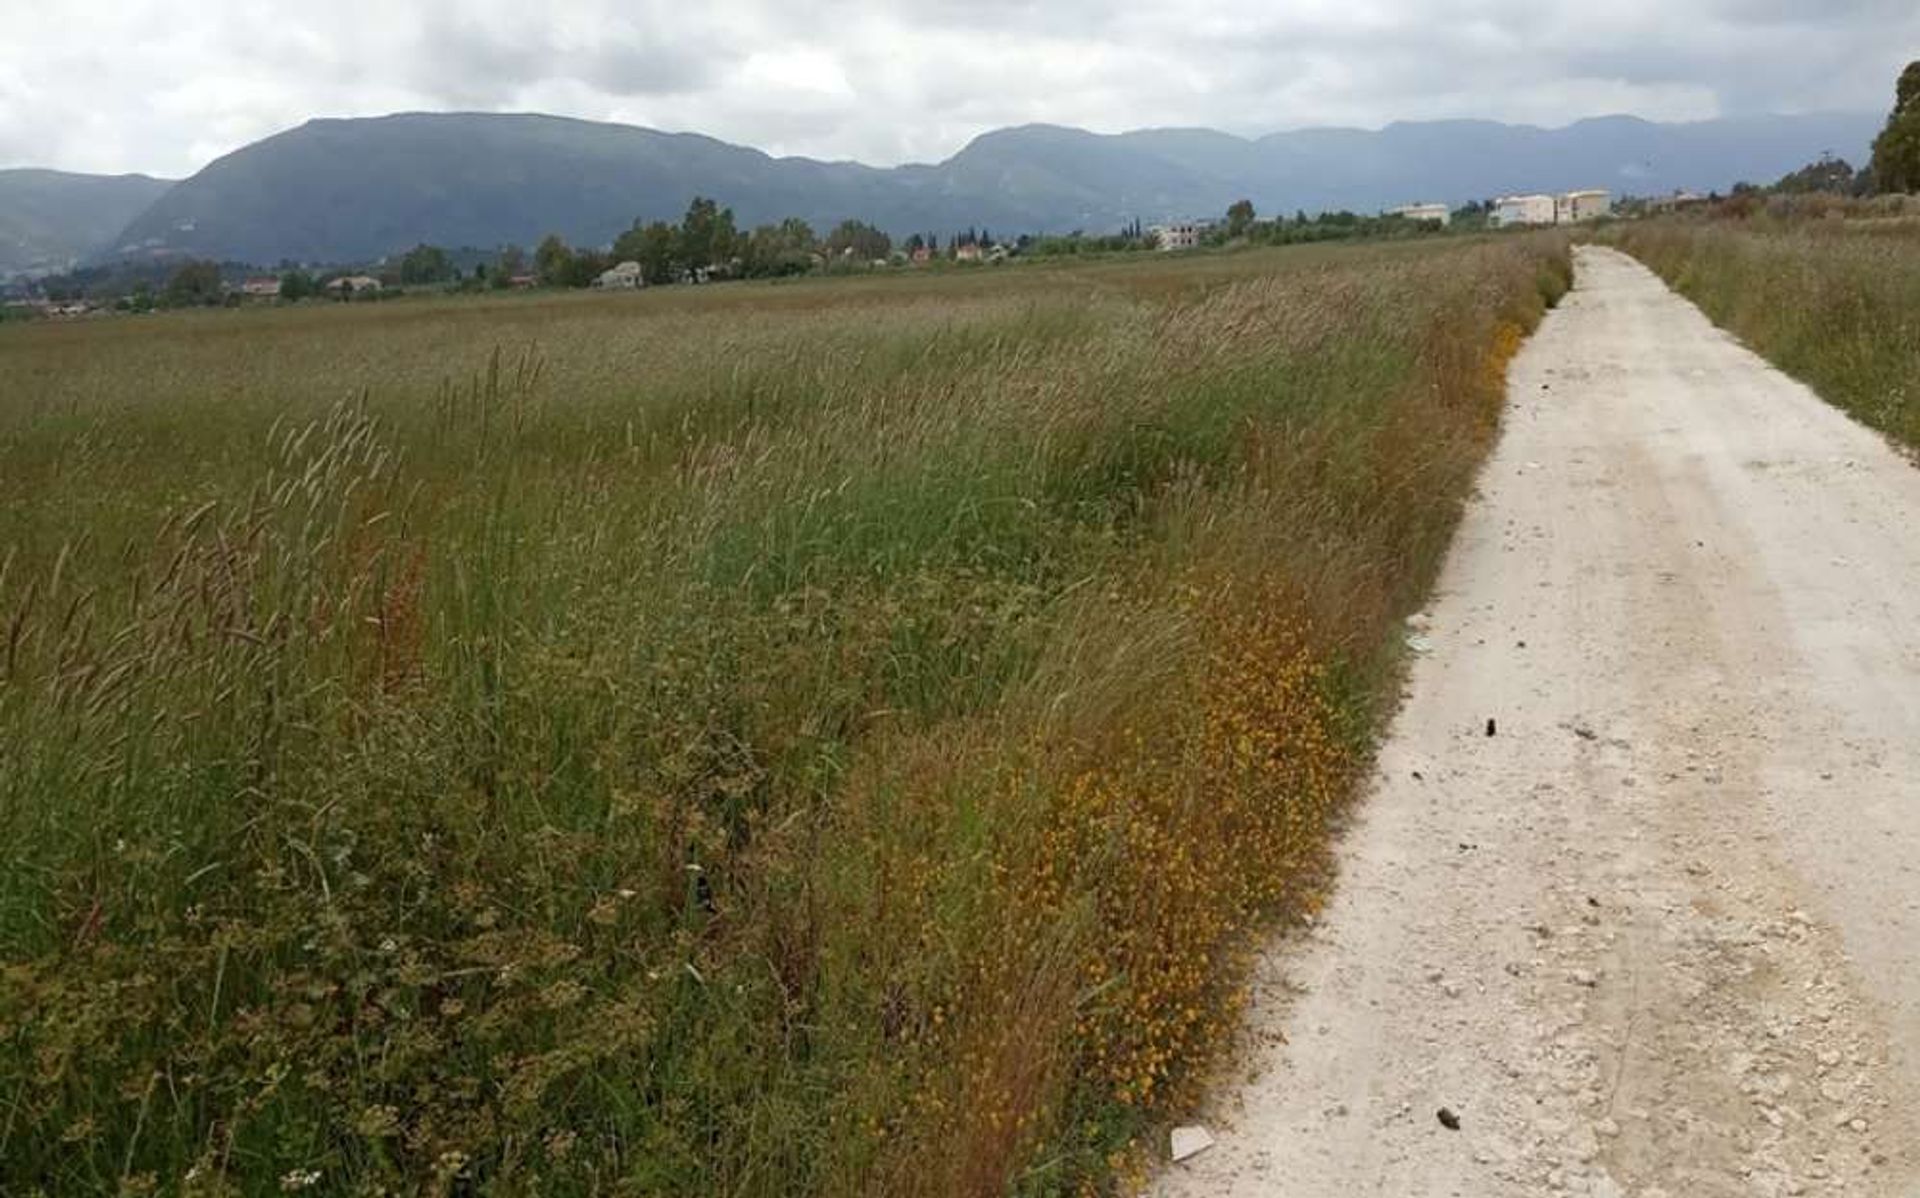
[1606, 215, 1920, 450]
[0, 237, 1568, 1196]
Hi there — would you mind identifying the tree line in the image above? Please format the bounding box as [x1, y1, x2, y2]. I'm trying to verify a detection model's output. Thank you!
[516, 196, 898, 288]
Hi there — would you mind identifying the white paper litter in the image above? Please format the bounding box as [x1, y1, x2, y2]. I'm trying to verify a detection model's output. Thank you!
[1170, 1124, 1215, 1162]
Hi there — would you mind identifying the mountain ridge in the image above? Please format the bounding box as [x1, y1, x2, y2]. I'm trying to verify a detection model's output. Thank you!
[0, 169, 176, 277]
[4, 109, 1883, 272]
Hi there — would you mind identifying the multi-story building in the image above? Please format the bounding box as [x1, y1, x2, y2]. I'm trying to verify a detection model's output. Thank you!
[595, 260, 645, 289]
[1556, 190, 1613, 223]
[1491, 194, 1558, 227]
[1150, 221, 1208, 250]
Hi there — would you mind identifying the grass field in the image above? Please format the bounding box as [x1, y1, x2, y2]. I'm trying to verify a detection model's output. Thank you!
[0, 237, 1567, 1196]
[1607, 215, 1920, 451]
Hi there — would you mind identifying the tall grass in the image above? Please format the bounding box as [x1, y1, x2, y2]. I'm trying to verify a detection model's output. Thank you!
[1606, 216, 1920, 449]
[0, 237, 1569, 1196]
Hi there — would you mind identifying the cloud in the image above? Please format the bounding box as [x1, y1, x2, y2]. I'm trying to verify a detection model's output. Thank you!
[0, 0, 1913, 178]
[408, 10, 733, 103]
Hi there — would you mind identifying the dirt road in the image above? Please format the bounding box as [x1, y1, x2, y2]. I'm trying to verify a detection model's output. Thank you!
[1156, 246, 1920, 1197]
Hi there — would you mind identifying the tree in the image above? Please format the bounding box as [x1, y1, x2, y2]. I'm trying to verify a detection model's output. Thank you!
[625, 222, 676, 285]
[162, 260, 224, 307]
[279, 269, 317, 301]
[1449, 200, 1491, 230]
[610, 221, 648, 265]
[825, 219, 891, 261]
[561, 249, 608, 289]
[1773, 154, 1859, 195]
[1226, 199, 1256, 237]
[534, 235, 574, 286]
[494, 244, 528, 287]
[740, 218, 816, 278]
[398, 243, 454, 285]
[677, 196, 738, 276]
[1870, 60, 1920, 194]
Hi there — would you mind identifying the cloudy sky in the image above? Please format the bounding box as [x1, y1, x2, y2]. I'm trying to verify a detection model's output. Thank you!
[2, 0, 1914, 178]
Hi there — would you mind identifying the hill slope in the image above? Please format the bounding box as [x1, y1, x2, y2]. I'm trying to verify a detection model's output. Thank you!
[0, 170, 174, 277]
[100, 110, 1881, 264]
[106, 114, 911, 267]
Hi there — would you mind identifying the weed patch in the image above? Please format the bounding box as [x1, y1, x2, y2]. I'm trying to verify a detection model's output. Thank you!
[0, 235, 1567, 1195]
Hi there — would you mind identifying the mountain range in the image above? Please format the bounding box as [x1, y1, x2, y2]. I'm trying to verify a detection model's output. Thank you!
[0, 170, 175, 277]
[1, 109, 1884, 274]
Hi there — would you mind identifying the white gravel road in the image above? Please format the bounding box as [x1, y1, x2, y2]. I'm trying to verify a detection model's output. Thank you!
[1155, 246, 1920, 1197]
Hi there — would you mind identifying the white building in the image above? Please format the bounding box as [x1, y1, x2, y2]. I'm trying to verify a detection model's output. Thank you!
[1491, 194, 1558, 227]
[325, 275, 383, 296]
[1556, 190, 1613, 223]
[1492, 190, 1613, 228]
[1646, 190, 1706, 214]
[1388, 202, 1451, 226]
[595, 260, 645, 289]
[1150, 221, 1209, 251]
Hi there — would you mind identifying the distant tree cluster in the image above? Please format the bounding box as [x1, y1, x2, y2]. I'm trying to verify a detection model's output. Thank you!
[824, 219, 892, 263]
[1766, 155, 1858, 196]
[533, 233, 604, 288]
[397, 243, 456, 285]
[161, 260, 227, 308]
[25, 258, 201, 308]
[1678, 140, 1897, 218]
[519, 199, 911, 289]
[1225, 198, 1256, 238]
[1025, 224, 1156, 256]
[1236, 205, 1447, 247]
[542, 195, 741, 286]
[739, 218, 818, 277]
[1449, 200, 1493, 230]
